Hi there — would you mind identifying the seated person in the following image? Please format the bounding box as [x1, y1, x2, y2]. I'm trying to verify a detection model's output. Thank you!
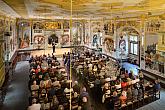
[125, 70, 129, 78]
[113, 91, 120, 106]
[127, 88, 133, 102]
[73, 81, 80, 94]
[93, 65, 98, 73]
[80, 87, 89, 101]
[28, 98, 41, 110]
[58, 105, 64, 110]
[31, 81, 39, 91]
[138, 70, 144, 80]
[72, 92, 79, 110]
[47, 85, 56, 99]
[129, 71, 135, 80]
[120, 91, 127, 106]
[132, 86, 138, 101]
[154, 79, 161, 92]
[40, 80, 45, 89]
[51, 95, 59, 110]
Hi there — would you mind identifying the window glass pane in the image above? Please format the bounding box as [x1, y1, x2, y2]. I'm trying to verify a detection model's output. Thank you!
[134, 44, 138, 55]
[130, 36, 133, 41]
[134, 36, 138, 41]
[131, 43, 134, 54]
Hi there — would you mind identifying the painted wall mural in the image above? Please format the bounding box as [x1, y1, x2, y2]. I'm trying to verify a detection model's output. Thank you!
[0, 17, 17, 87]
[104, 21, 114, 35]
[48, 34, 58, 45]
[92, 34, 98, 46]
[33, 22, 44, 29]
[63, 21, 70, 29]
[33, 35, 45, 49]
[61, 34, 69, 46]
[20, 28, 30, 48]
[85, 22, 90, 44]
[104, 37, 114, 52]
[146, 20, 162, 32]
[18, 21, 30, 49]
[116, 20, 140, 30]
[44, 22, 61, 30]
[119, 36, 126, 52]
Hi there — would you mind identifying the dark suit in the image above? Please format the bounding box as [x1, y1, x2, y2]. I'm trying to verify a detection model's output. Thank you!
[52, 42, 55, 53]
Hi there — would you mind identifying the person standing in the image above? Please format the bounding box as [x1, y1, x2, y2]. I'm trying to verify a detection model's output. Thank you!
[52, 41, 56, 53]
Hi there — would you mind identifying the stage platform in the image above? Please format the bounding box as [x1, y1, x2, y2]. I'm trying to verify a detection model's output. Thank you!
[30, 48, 70, 57]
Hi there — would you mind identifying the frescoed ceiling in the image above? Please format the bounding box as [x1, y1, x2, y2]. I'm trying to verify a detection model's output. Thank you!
[1, 0, 165, 19]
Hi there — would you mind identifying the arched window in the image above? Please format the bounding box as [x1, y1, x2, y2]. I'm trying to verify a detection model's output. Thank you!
[130, 35, 138, 55]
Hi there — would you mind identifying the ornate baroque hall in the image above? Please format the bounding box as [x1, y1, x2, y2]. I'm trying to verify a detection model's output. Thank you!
[0, 0, 165, 110]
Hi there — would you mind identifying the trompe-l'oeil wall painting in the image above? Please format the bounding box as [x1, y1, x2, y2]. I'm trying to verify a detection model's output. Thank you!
[33, 35, 45, 49]
[20, 29, 30, 48]
[18, 22, 30, 49]
[104, 38, 114, 53]
[61, 34, 69, 46]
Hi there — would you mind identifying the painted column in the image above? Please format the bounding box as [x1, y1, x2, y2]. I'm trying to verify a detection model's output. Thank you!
[30, 19, 33, 49]
[89, 19, 92, 47]
[114, 19, 118, 51]
[142, 15, 147, 69]
[82, 20, 85, 45]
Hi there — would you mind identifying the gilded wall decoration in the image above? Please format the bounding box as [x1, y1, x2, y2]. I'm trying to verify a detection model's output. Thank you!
[91, 21, 102, 33]
[0, 19, 5, 34]
[116, 20, 140, 30]
[85, 22, 90, 44]
[146, 20, 162, 32]
[63, 21, 70, 29]
[33, 22, 44, 29]
[44, 22, 61, 30]
[0, 44, 2, 60]
[104, 21, 114, 35]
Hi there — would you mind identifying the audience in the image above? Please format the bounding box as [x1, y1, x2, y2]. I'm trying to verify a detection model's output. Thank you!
[28, 48, 160, 110]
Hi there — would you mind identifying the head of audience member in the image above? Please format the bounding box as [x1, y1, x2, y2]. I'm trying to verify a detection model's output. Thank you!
[33, 80, 37, 85]
[32, 98, 37, 104]
[113, 91, 118, 97]
[74, 81, 78, 85]
[58, 105, 64, 110]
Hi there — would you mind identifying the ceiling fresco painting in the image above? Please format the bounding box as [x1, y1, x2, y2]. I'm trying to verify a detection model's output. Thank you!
[1, 0, 165, 19]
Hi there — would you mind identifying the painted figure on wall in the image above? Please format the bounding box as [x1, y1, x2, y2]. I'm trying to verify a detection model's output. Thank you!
[34, 35, 45, 44]
[119, 36, 126, 52]
[20, 29, 30, 48]
[33, 22, 44, 29]
[33, 35, 45, 49]
[104, 38, 114, 52]
[48, 34, 58, 45]
[61, 34, 69, 46]
[63, 21, 70, 29]
[93, 34, 98, 46]
[85, 34, 89, 44]
[18, 21, 30, 48]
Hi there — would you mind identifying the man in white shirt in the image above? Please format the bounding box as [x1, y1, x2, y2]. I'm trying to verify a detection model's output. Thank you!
[28, 98, 41, 110]
[28, 103, 41, 110]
